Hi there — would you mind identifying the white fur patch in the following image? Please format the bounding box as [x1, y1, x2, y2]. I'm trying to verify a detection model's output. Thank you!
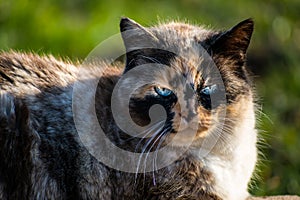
[193, 99, 257, 200]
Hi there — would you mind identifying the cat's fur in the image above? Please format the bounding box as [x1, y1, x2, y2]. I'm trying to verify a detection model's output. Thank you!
[0, 18, 256, 200]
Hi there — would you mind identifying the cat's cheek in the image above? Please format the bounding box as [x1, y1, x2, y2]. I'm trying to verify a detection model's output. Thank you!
[197, 107, 212, 131]
[225, 95, 254, 122]
[170, 103, 181, 132]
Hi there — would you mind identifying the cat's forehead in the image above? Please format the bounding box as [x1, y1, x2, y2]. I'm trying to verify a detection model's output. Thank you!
[150, 22, 214, 42]
[153, 59, 202, 90]
[148, 22, 216, 68]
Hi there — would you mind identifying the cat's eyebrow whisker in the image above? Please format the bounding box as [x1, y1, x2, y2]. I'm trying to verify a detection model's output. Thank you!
[127, 58, 136, 67]
[139, 55, 163, 65]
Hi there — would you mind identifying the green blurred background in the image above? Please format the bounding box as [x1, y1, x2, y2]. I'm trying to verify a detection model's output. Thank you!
[0, 0, 299, 196]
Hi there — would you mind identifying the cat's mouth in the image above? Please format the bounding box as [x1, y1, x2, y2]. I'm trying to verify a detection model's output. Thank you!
[168, 126, 209, 146]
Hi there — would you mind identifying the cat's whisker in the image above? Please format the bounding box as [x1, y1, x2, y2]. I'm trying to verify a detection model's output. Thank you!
[143, 129, 167, 185]
[134, 126, 163, 186]
[139, 131, 161, 189]
[134, 120, 165, 152]
[139, 127, 169, 187]
[256, 108, 273, 125]
[154, 128, 171, 170]
[209, 122, 233, 144]
[212, 117, 253, 144]
[153, 132, 168, 184]
[125, 120, 164, 142]
[139, 55, 163, 65]
[127, 57, 136, 67]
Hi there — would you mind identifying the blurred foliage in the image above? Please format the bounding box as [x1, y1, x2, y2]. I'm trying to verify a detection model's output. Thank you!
[0, 0, 299, 196]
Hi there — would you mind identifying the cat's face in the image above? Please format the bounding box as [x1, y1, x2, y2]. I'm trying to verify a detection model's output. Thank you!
[118, 18, 254, 149]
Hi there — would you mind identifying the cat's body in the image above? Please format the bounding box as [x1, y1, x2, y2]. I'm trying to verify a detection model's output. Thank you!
[0, 18, 257, 200]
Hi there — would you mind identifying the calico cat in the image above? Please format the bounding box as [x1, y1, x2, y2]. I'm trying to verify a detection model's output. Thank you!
[0, 17, 257, 200]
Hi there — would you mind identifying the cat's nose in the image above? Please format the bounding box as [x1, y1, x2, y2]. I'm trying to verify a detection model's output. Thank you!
[182, 111, 199, 130]
[189, 121, 199, 131]
[185, 111, 197, 122]
[187, 114, 199, 130]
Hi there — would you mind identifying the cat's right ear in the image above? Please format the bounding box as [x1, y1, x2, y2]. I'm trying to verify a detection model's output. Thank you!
[120, 17, 158, 52]
[120, 18, 159, 72]
[120, 17, 146, 33]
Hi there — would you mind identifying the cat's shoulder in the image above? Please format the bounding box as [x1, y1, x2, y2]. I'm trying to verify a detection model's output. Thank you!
[0, 51, 77, 89]
[0, 50, 75, 72]
[0, 51, 122, 92]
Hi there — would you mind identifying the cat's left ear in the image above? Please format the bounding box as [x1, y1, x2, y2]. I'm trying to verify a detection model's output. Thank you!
[211, 19, 254, 60]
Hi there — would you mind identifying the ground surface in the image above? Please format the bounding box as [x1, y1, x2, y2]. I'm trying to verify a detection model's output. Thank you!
[248, 196, 300, 200]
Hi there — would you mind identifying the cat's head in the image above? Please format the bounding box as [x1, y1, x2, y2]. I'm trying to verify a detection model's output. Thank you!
[117, 17, 254, 150]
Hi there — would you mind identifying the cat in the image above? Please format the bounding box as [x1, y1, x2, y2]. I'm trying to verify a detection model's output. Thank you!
[0, 17, 257, 200]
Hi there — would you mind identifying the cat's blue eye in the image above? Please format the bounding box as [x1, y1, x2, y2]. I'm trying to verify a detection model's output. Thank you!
[154, 86, 173, 97]
[201, 84, 217, 95]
